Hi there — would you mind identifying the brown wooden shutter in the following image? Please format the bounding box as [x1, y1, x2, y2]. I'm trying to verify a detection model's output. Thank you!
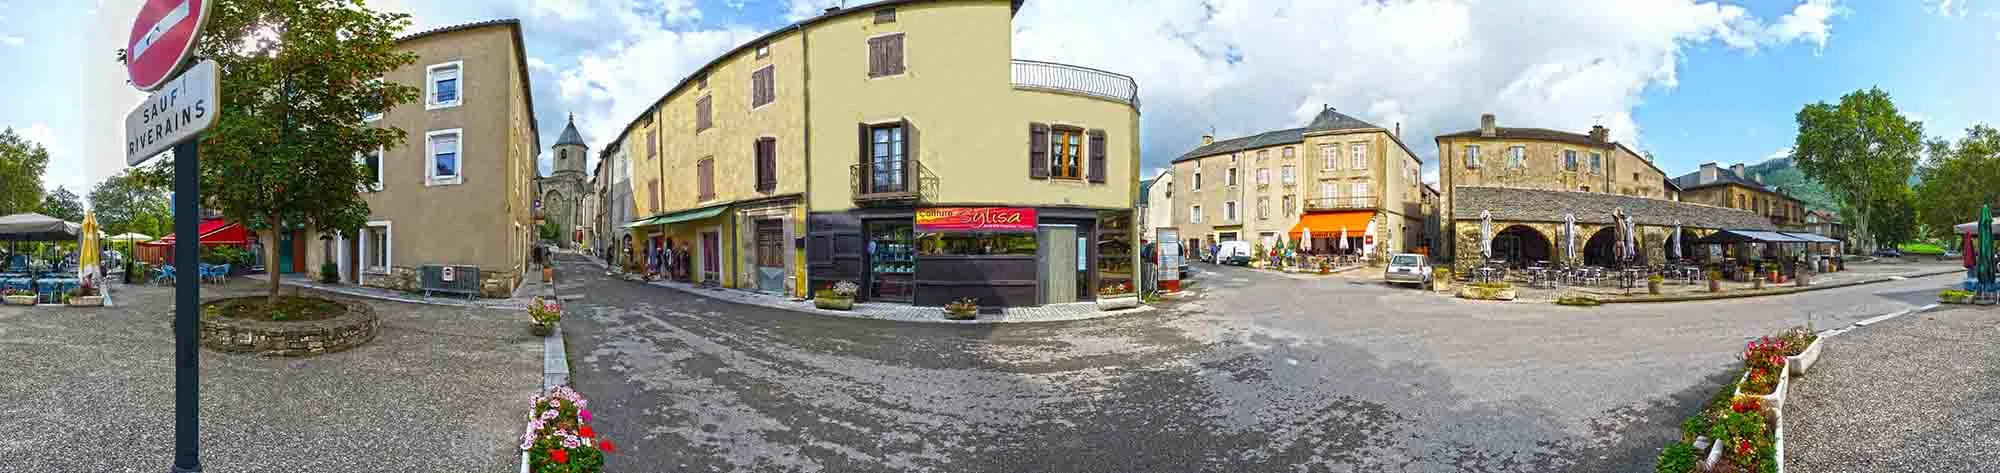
[1087, 129, 1107, 184]
[756, 138, 776, 192]
[901, 118, 917, 192]
[698, 159, 714, 200]
[857, 123, 871, 194]
[887, 35, 905, 75]
[1029, 123, 1049, 179]
[866, 37, 883, 77]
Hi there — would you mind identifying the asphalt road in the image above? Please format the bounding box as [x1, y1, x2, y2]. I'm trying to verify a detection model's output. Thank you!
[555, 254, 1957, 472]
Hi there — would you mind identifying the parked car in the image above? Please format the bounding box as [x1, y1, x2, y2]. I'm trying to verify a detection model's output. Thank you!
[1872, 248, 1903, 258]
[1215, 241, 1253, 266]
[1384, 253, 1432, 289]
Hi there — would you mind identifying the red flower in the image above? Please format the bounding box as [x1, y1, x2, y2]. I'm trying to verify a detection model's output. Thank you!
[550, 448, 569, 464]
[599, 439, 617, 453]
[579, 425, 595, 439]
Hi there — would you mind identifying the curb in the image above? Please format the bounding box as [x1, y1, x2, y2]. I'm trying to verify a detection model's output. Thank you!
[522, 273, 567, 473]
[1580, 268, 1962, 304]
[246, 276, 534, 310]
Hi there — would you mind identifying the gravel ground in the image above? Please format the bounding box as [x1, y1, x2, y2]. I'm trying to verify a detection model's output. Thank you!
[1785, 305, 2000, 472]
[0, 280, 541, 472]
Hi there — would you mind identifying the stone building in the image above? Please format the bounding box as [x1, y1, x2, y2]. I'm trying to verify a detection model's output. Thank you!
[536, 115, 590, 249]
[1669, 162, 1808, 231]
[1435, 113, 1673, 267]
[1451, 187, 1777, 273]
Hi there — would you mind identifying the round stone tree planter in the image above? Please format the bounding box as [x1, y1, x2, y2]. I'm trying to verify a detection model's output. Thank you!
[201, 296, 378, 357]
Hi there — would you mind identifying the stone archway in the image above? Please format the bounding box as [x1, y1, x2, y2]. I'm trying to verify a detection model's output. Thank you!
[1583, 227, 1620, 267]
[1491, 224, 1553, 268]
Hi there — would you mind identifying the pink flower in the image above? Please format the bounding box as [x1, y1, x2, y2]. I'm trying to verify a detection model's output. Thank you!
[579, 408, 592, 422]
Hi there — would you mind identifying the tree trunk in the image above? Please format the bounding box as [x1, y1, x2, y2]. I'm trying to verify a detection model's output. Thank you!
[264, 225, 282, 305]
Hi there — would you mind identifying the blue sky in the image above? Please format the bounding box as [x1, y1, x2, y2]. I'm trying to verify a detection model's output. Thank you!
[1, 0, 1995, 204]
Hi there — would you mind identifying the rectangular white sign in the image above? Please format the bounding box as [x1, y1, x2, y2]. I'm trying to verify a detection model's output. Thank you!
[126, 59, 217, 166]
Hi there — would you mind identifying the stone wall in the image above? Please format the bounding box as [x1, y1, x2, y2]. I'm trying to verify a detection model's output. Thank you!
[362, 265, 522, 298]
[201, 297, 379, 356]
[1450, 219, 1688, 274]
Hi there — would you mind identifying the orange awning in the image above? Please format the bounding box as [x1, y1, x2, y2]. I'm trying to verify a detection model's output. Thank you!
[1289, 210, 1373, 237]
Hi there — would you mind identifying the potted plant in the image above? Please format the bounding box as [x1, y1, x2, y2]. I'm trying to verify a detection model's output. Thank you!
[3, 289, 35, 305]
[1939, 289, 1975, 304]
[528, 296, 562, 337]
[814, 281, 858, 310]
[65, 276, 103, 307]
[943, 297, 979, 320]
[542, 262, 555, 283]
[1096, 281, 1140, 310]
[1455, 281, 1516, 301]
[1733, 336, 1789, 415]
[522, 385, 615, 472]
[1779, 325, 1823, 375]
[1707, 269, 1723, 293]
[1431, 267, 1453, 291]
[320, 261, 341, 284]
[1647, 273, 1664, 295]
[1751, 274, 1765, 290]
[1318, 256, 1332, 275]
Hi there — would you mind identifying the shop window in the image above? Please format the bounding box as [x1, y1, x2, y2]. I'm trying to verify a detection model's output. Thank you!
[1097, 210, 1135, 296]
[918, 232, 1037, 256]
[867, 221, 914, 301]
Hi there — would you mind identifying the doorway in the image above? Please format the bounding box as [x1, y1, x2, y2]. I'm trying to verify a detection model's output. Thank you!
[1038, 225, 1079, 304]
[753, 219, 786, 294]
[278, 231, 296, 273]
[701, 231, 721, 283]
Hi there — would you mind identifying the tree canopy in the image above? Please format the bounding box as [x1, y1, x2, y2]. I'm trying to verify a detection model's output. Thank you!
[1914, 124, 2000, 241]
[39, 187, 84, 222]
[1791, 87, 1924, 251]
[0, 128, 50, 216]
[89, 170, 173, 238]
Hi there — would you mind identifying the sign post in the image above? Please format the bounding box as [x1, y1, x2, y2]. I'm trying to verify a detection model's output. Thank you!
[123, 1, 212, 472]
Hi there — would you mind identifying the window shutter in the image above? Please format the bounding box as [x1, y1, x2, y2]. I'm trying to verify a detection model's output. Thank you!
[1029, 123, 1049, 179]
[757, 138, 776, 192]
[867, 37, 883, 77]
[858, 123, 871, 194]
[889, 35, 905, 75]
[1087, 129, 1107, 183]
[901, 118, 918, 190]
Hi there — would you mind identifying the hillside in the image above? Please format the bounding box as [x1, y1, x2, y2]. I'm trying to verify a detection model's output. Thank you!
[1743, 156, 1840, 214]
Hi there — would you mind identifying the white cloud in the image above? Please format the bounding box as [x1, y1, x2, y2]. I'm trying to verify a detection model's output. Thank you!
[1764, 147, 1794, 161]
[1009, 0, 1846, 177]
[1926, 0, 1968, 16]
[0, 33, 20, 47]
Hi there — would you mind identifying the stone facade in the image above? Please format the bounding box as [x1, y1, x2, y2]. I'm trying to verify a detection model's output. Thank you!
[200, 297, 379, 356]
[1449, 218, 1704, 274]
[361, 265, 522, 298]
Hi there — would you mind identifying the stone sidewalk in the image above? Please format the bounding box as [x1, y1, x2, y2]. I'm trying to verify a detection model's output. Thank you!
[242, 272, 549, 310]
[1784, 305, 2000, 472]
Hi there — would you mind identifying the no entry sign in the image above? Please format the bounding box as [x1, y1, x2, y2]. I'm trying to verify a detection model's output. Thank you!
[127, 0, 210, 91]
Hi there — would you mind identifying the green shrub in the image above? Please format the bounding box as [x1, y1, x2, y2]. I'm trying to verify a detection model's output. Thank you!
[200, 245, 252, 266]
[1655, 441, 1699, 473]
[1555, 296, 1601, 306]
[1470, 281, 1512, 290]
[319, 262, 340, 284]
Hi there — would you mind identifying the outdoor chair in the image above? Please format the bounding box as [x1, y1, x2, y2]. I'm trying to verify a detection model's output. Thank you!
[155, 266, 176, 285]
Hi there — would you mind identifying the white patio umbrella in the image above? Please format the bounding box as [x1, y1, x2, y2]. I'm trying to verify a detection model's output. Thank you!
[1339, 227, 1349, 252]
[1479, 210, 1493, 259]
[1670, 220, 1682, 260]
[1563, 213, 1576, 264]
[1621, 211, 1638, 263]
[1301, 227, 1312, 252]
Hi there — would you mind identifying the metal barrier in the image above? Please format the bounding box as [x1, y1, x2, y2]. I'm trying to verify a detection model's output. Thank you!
[420, 264, 481, 299]
[1011, 60, 1140, 107]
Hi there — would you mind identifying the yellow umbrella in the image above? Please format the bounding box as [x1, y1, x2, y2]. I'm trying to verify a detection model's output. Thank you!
[79, 211, 100, 282]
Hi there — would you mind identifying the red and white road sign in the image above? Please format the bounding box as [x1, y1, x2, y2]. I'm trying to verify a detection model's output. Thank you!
[127, 0, 210, 91]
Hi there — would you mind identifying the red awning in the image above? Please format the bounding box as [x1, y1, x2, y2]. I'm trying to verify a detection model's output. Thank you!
[145, 219, 250, 246]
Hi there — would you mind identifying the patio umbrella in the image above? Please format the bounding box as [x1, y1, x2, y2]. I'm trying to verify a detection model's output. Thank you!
[1670, 220, 1682, 260]
[0, 213, 80, 241]
[1622, 211, 1638, 263]
[1301, 227, 1312, 252]
[1982, 205, 1993, 290]
[79, 211, 100, 282]
[1339, 227, 1349, 251]
[1479, 210, 1493, 259]
[1563, 213, 1576, 264]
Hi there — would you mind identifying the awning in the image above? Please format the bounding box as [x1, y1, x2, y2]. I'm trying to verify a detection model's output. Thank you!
[1289, 210, 1373, 237]
[1690, 229, 1806, 245]
[147, 219, 250, 246]
[1778, 232, 1840, 243]
[1955, 221, 2000, 235]
[626, 204, 730, 229]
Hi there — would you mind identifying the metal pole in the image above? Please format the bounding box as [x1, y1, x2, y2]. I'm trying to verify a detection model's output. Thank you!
[171, 139, 203, 473]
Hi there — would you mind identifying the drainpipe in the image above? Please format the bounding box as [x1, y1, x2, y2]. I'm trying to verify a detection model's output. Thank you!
[799, 24, 812, 298]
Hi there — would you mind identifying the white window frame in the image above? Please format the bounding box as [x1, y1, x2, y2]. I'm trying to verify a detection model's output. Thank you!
[425, 61, 464, 110]
[1281, 165, 1296, 185]
[1509, 146, 1526, 169]
[1353, 182, 1370, 199]
[1192, 170, 1202, 191]
[1224, 201, 1238, 222]
[361, 220, 392, 276]
[363, 77, 385, 122]
[1321, 145, 1339, 170]
[356, 145, 385, 192]
[426, 128, 464, 186]
[1465, 145, 1481, 168]
[1256, 168, 1270, 185]
[1350, 143, 1368, 170]
[1190, 204, 1203, 224]
[1226, 167, 1238, 187]
[1564, 150, 1578, 171]
[1257, 196, 1269, 220]
[1320, 182, 1338, 200]
[1590, 152, 1604, 174]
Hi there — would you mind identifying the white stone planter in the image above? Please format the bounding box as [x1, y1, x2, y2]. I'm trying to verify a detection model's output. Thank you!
[1096, 295, 1140, 311]
[1733, 360, 1789, 416]
[4, 295, 35, 305]
[66, 295, 104, 307]
[1786, 336, 1824, 376]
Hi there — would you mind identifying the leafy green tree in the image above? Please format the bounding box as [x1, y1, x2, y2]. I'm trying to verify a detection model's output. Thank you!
[129, 0, 421, 303]
[1868, 188, 1917, 249]
[1791, 87, 1925, 252]
[539, 221, 561, 242]
[88, 169, 173, 239]
[0, 128, 50, 215]
[38, 186, 84, 222]
[1914, 124, 2000, 241]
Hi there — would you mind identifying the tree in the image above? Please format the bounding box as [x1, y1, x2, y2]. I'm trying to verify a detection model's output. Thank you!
[1868, 188, 1917, 249]
[129, 0, 422, 303]
[0, 128, 50, 215]
[1791, 87, 1925, 252]
[38, 186, 84, 222]
[539, 221, 560, 242]
[1914, 124, 2000, 242]
[88, 169, 173, 238]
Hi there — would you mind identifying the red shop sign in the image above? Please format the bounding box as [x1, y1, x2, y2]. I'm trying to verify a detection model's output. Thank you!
[915, 207, 1037, 232]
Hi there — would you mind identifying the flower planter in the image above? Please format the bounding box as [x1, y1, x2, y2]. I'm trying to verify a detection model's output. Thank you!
[814, 296, 854, 310]
[1785, 336, 1824, 376]
[1647, 280, 1662, 295]
[66, 296, 104, 307]
[943, 309, 977, 320]
[541, 265, 554, 282]
[1733, 361, 1789, 417]
[1455, 285, 1516, 301]
[1709, 280, 1722, 293]
[4, 295, 36, 305]
[530, 322, 554, 337]
[1096, 295, 1140, 311]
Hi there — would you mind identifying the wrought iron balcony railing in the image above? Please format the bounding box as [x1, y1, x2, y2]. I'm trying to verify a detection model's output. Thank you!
[1304, 195, 1378, 212]
[850, 161, 938, 206]
[1011, 60, 1140, 107]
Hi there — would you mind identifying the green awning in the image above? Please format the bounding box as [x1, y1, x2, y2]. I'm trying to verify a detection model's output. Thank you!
[624, 204, 729, 229]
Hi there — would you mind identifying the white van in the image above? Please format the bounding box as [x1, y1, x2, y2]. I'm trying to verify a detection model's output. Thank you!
[1215, 240, 1253, 266]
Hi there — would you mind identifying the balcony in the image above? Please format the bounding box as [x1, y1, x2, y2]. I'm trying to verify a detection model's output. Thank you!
[1011, 60, 1141, 107]
[1304, 195, 1378, 212]
[850, 161, 938, 206]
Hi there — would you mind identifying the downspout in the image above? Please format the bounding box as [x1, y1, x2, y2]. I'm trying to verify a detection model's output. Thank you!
[799, 24, 812, 298]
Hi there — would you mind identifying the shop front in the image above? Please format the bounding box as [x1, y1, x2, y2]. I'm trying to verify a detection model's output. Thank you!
[808, 206, 1133, 307]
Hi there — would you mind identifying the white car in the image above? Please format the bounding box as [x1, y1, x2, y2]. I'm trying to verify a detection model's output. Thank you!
[1383, 253, 1432, 289]
[1215, 241, 1253, 266]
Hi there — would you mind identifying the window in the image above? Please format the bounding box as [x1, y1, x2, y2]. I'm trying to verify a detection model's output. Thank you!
[751, 66, 775, 108]
[1282, 195, 1295, 215]
[870, 123, 906, 192]
[1257, 149, 1269, 162]
[697, 157, 715, 201]
[1257, 197, 1269, 220]
[695, 96, 713, 132]
[697, 74, 708, 90]
[1190, 205, 1203, 223]
[1589, 152, 1603, 174]
[1350, 143, 1368, 170]
[362, 77, 385, 121]
[648, 179, 661, 210]
[1320, 182, 1338, 200]
[1352, 182, 1370, 199]
[1281, 165, 1296, 185]
[1224, 201, 1238, 221]
[1050, 127, 1083, 179]
[755, 44, 770, 59]
[426, 129, 462, 186]
[1580, 186, 1589, 192]
[356, 146, 384, 192]
[363, 222, 390, 274]
[1464, 145, 1481, 168]
[1508, 146, 1525, 168]
[875, 7, 896, 23]
[1632, 172, 1641, 182]
[647, 129, 658, 160]
[754, 137, 777, 193]
[425, 62, 462, 110]
[1226, 167, 1238, 186]
[867, 34, 906, 78]
[1192, 170, 1202, 190]
[1255, 168, 1270, 186]
[1564, 150, 1578, 171]
[1321, 145, 1339, 170]
[1283, 147, 1295, 159]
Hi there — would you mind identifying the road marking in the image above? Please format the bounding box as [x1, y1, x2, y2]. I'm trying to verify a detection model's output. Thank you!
[1889, 276, 1908, 281]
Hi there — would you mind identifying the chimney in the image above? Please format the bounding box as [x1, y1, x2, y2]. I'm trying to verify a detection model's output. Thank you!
[1395, 122, 1402, 139]
[1731, 163, 1746, 179]
[1201, 134, 1214, 146]
[1479, 113, 1496, 137]
[1753, 173, 1763, 184]
[1589, 125, 1609, 143]
[1699, 163, 1719, 184]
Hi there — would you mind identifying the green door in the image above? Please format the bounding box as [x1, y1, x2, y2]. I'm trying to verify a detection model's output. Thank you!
[278, 231, 296, 273]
